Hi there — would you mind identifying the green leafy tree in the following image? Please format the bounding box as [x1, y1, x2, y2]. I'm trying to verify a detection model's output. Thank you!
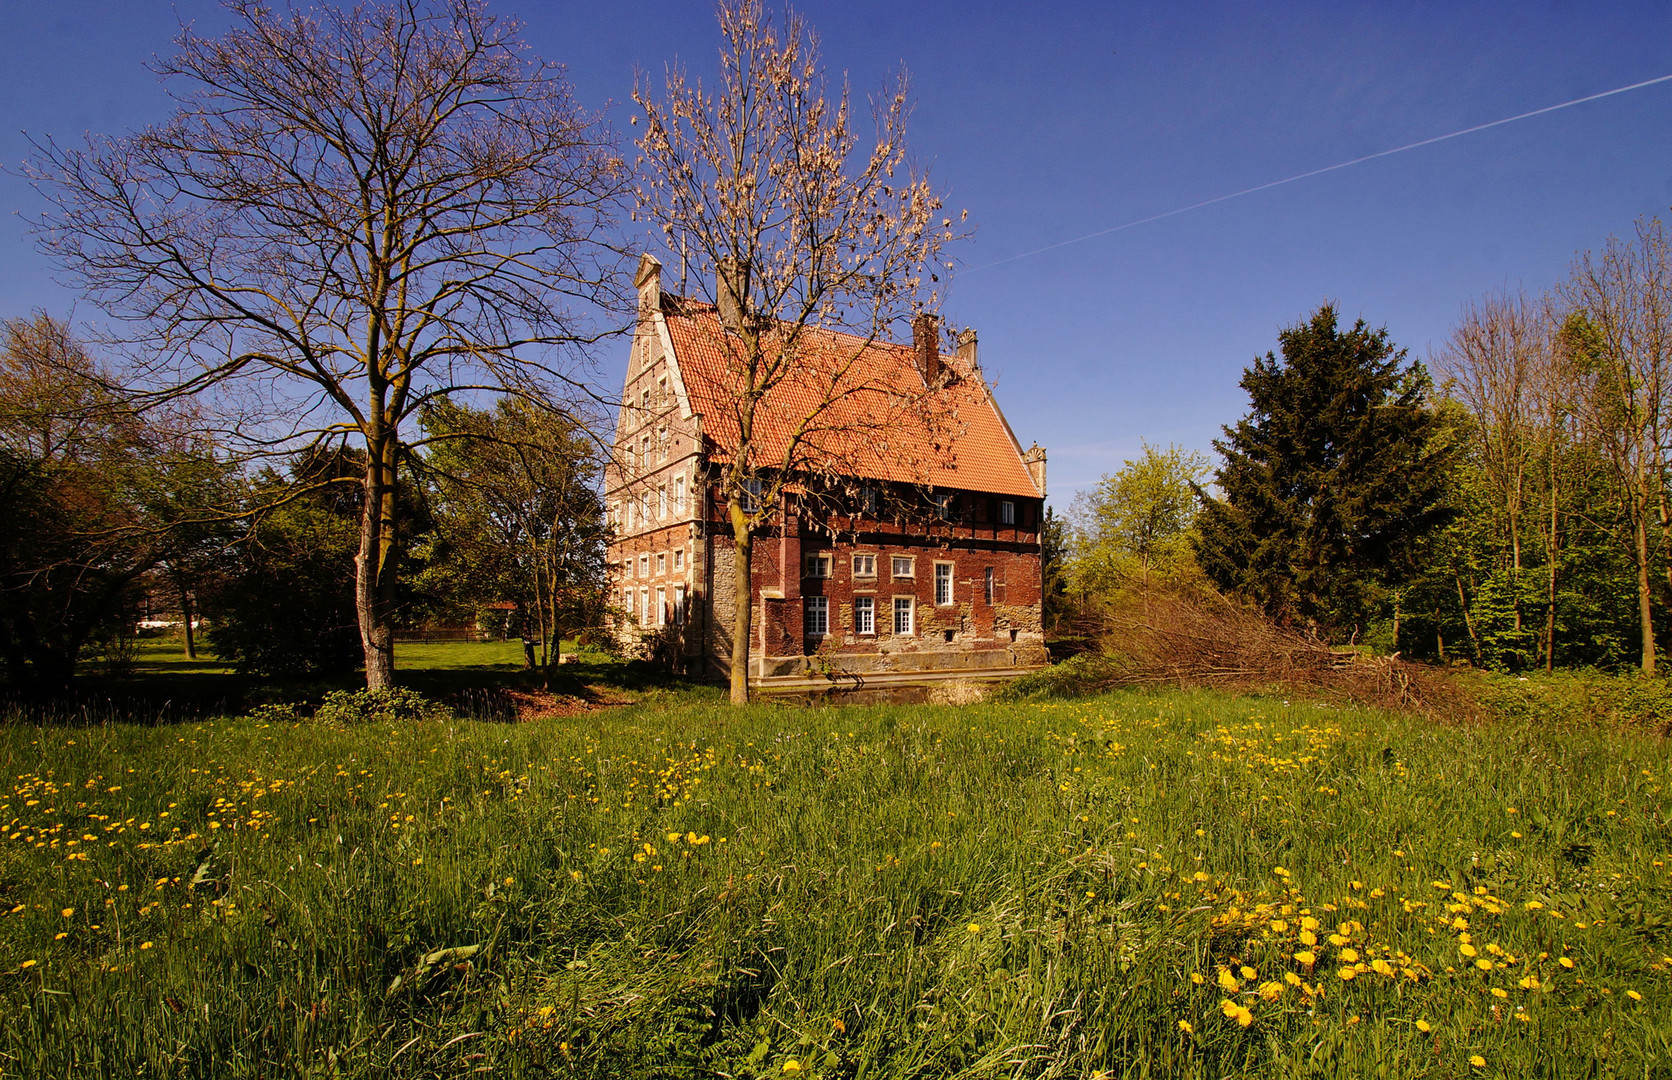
[417, 397, 608, 672]
[201, 455, 364, 679]
[1195, 305, 1458, 641]
[0, 314, 222, 690]
[1069, 443, 1209, 599]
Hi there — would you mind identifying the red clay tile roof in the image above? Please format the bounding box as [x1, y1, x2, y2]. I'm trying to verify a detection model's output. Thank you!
[663, 301, 1041, 499]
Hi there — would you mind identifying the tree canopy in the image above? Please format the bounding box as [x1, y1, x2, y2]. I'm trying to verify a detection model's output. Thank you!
[1194, 305, 1456, 641]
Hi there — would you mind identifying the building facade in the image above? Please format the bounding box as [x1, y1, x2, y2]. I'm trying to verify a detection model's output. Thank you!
[605, 255, 1048, 693]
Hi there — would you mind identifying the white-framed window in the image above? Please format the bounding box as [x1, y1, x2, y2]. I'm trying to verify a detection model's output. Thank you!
[804, 553, 831, 579]
[639, 554, 650, 577]
[854, 596, 874, 635]
[622, 588, 632, 617]
[657, 375, 668, 405]
[656, 552, 666, 575]
[626, 499, 636, 530]
[655, 586, 667, 627]
[935, 492, 954, 520]
[984, 567, 995, 604]
[935, 562, 954, 606]
[673, 585, 686, 625]
[740, 477, 762, 513]
[674, 475, 686, 513]
[658, 485, 667, 519]
[891, 555, 914, 580]
[1000, 500, 1016, 525]
[641, 435, 651, 466]
[861, 487, 880, 515]
[640, 388, 650, 410]
[639, 587, 649, 621]
[658, 427, 668, 461]
[853, 553, 876, 578]
[893, 596, 914, 636]
[804, 596, 829, 637]
[674, 549, 684, 571]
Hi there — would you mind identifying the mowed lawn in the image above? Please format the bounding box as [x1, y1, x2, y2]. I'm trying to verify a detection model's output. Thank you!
[0, 681, 1667, 1078]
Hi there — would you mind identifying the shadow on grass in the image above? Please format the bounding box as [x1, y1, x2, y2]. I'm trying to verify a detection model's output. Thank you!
[2, 639, 709, 725]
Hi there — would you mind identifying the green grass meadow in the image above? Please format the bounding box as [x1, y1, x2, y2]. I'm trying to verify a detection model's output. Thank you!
[0, 652, 1668, 1077]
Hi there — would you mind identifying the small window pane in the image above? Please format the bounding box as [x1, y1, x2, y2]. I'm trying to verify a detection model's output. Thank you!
[891, 556, 914, 579]
[1000, 500, 1016, 525]
[805, 596, 829, 636]
[854, 596, 874, 634]
[853, 554, 876, 578]
[935, 563, 953, 606]
[984, 566, 994, 604]
[893, 597, 913, 635]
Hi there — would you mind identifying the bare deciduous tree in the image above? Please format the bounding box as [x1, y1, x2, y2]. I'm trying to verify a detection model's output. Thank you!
[1437, 293, 1550, 643]
[1561, 218, 1672, 676]
[27, 0, 622, 688]
[632, 0, 963, 703]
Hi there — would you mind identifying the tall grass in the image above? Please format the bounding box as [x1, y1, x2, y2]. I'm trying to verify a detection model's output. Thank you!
[0, 690, 1665, 1077]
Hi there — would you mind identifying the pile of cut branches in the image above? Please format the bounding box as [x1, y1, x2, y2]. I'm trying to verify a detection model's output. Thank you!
[1059, 589, 1481, 722]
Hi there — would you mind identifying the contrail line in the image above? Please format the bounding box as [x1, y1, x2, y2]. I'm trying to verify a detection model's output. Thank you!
[968, 72, 1672, 272]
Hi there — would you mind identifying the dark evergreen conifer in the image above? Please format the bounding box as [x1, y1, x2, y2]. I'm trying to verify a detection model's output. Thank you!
[1194, 305, 1457, 640]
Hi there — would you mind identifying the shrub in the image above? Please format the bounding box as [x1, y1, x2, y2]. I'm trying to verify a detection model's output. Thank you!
[312, 688, 452, 726]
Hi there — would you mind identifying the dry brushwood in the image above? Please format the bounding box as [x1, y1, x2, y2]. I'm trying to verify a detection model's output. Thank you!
[1078, 589, 1482, 722]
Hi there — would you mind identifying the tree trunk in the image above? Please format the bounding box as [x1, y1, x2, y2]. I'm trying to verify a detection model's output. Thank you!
[1455, 570, 1480, 662]
[181, 588, 196, 660]
[356, 435, 399, 690]
[728, 499, 753, 706]
[1544, 465, 1559, 673]
[1634, 492, 1656, 676]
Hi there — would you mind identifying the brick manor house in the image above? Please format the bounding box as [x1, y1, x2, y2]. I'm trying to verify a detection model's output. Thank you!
[605, 254, 1048, 693]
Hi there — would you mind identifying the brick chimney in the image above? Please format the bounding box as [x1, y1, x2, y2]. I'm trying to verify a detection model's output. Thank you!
[717, 255, 748, 332]
[913, 312, 941, 383]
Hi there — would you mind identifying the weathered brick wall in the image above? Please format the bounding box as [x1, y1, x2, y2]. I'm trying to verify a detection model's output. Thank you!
[703, 519, 1046, 677]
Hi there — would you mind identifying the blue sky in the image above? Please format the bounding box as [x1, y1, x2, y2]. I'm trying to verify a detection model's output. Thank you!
[4, 1, 1672, 503]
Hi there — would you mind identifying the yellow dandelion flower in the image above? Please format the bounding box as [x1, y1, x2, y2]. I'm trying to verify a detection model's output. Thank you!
[1271, 919, 1289, 933]
[782, 1061, 802, 1074]
[1178, 1019, 1194, 1033]
[1294, 950, 1317, 966]
[1339, 948, 1360, 963]
[967, 923, 981, 934]
[1299, 930, 1318, 947]
[1218, 968, 1241, 992]
[1627, 990, 1642, 1001]
[19, 960, 35, 969]
[1459, 943, 1478, 957]
[1416, 1019, 1431, 1033]
[1559, 957, 1575, 969]
[1475, 959, 1493, 972]
[1337, 967, 1356, 981]
[1491, 988, 1508, 999]
[1220, 999, 1254, 1027]
[1258, 981, 1284, 1002]
[667, 833, 681, 844]
[1239, 965, 1256, 980]
[139, 942, 153, 950]
[1371, 958, 1394, 977]
[1469, 1055, 1486, 1068]
[1190, 972, 1204, 985]
[59, 908, 73, 918]
[1284, 972, 1302, 985]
